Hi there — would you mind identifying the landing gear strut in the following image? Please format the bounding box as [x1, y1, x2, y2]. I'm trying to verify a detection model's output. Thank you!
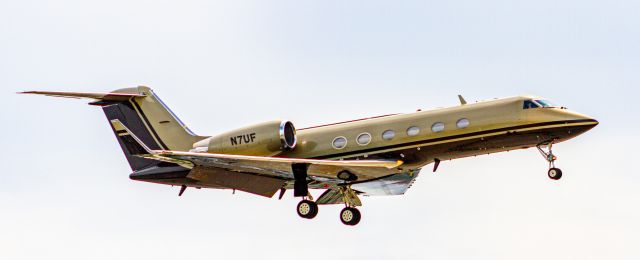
[537, 141, 562, 180]
[338, 185, 362, 226]
[292, 163, 319, 219]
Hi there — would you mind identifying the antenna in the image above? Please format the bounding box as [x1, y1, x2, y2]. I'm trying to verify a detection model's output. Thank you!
[458, 95, 467, 105]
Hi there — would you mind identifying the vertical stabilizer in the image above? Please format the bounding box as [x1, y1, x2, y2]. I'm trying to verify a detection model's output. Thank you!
[20, 86, 207, 171]
[107, 86, 207, 151]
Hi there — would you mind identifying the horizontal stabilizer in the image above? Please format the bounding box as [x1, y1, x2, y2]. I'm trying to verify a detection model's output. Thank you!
[18, 90, 145, 101]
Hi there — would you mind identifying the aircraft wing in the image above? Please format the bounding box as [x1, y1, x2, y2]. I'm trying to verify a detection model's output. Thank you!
[111, 119, 403, 183]
[146, 150, 402, 180]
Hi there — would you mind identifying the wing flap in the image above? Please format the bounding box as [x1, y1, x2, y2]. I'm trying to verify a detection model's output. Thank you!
[189, 166, 285, 197]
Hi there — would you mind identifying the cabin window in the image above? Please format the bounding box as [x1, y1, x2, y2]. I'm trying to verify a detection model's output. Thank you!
[356, 133, 372, 145]
[523, 100, 539, 109]
[382, 130, 395, 140]
[431, 122, 445, 133]
[456, 118, 470, 129]
[332, 136, 347, 149]
[407, 126, 420, 136]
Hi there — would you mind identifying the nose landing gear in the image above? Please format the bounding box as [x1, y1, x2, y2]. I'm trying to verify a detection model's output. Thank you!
[537, 141, 562, 180]
[547, 167, 562, 180]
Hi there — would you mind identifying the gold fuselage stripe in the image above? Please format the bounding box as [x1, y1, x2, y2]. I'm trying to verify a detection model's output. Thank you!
[311, 119, 597, 160]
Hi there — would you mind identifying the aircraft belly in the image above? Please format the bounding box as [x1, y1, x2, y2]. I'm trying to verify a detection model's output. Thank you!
[351, 171, 420, 196]
[433, 122, 596, 161]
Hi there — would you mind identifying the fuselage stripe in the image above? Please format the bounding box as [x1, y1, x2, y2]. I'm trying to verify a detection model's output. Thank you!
[310, 119, 598, 160]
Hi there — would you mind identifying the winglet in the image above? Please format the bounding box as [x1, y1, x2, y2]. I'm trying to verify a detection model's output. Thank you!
[458, 95, 467, 105]
[110, 119, 154, 155]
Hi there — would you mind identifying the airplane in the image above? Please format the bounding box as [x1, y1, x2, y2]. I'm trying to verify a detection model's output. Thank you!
[20, 86, 598, 226]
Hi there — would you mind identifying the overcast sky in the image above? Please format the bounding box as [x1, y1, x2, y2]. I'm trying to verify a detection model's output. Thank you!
[1, 0, 639, 259]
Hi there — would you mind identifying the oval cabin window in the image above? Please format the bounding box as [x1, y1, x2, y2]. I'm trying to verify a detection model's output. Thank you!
[407, 126, 420, 136]
[382, 130, 395, 140]
[356, 133, 372, 145]
[332, 136, 347, 149]
[431, 122, 445, 133]
[457, 118, 470, 129]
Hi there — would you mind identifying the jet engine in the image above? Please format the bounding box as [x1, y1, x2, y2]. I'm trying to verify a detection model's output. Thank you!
[192, 120, 297, 156]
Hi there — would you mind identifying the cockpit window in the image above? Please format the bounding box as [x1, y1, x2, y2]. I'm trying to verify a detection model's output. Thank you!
[523, 100, 539, 109]
[535, 100, 556, 108]
[524, 99, 558, 109]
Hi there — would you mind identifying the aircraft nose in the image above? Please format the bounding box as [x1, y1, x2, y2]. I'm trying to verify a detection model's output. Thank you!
[541, 108, 598, 126]
[556, 109, 598, 125]
[571, 111, 597, 124]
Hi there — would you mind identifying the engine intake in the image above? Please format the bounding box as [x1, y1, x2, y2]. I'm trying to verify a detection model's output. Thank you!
[280, 121, 296, 150]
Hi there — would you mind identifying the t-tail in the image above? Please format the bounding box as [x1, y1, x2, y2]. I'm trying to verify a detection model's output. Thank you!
[20, 86, 208, 173]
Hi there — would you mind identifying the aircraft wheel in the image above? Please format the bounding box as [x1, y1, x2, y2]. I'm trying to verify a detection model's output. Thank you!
[548, 168, 563, 180]
[297, 200, 318, 219]
[340, 207, 361, 226]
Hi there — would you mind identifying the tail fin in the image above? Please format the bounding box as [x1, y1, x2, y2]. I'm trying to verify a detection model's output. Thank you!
[20, 86, 208, 171]
[109, 119, 153, 156]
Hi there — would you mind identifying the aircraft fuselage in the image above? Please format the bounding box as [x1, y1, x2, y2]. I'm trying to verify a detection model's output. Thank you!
[285, 96, 597, 170]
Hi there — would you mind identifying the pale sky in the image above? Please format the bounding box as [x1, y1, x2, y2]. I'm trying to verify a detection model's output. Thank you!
[1, 1, 639, 259]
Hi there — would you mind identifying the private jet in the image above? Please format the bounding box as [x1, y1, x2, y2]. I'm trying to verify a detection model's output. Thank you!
[20, 86, 598, 226]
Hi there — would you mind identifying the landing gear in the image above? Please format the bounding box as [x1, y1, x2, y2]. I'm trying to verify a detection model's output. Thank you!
[296, 200, 319, 219]
[292, 163, 319, 220]
[338, 185, 363, 226]
[340, 207, 361, 226]
[537, 141, 562, 180]
[548, 168, 563, 180]
[291, 163, 365, 225]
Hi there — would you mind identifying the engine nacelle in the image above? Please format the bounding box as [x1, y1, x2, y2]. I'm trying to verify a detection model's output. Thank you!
[192, 120, 297, 156]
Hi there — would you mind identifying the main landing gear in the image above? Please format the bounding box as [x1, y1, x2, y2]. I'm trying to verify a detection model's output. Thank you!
[292, 164, 363, 226]
[338, 185, 362, 226]
[296, 197, 318, 219]
[295, 193, 361, 226]
[340, 207, 361, 226]
[537, 141, 562, 180]
[292, 163, 320, 219]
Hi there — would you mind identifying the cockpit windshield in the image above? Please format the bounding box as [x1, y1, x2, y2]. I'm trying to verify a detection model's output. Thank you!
[535, 100, 557, 108]
[523, 100, 539, 109]
[523, 99, 558, 109]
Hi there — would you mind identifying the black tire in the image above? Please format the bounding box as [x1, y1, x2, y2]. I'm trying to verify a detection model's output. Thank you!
[340, 207, 361, 226]
[548, 168, 563, 180]
[296, 200, 318, 219]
